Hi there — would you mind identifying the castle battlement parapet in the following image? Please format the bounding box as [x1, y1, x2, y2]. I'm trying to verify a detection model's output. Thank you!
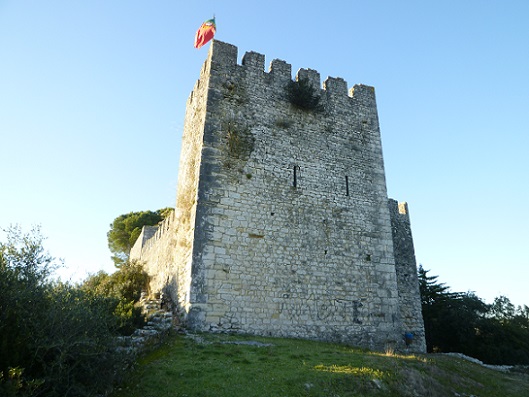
[205, 40, 376, 111]
[130, 211, 175, 260]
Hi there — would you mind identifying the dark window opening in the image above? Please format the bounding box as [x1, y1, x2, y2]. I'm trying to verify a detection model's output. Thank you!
[293, 165, 301, 188]
[345, 175, 349, 196]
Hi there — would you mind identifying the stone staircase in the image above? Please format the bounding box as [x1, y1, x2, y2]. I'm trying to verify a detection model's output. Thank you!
[115, 294, 175, 354]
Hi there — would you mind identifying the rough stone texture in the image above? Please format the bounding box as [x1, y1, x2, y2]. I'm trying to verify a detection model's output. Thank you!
[130, 40, 426, 352]
[389, 200, 427, 352]
[129, 225, 158, 260]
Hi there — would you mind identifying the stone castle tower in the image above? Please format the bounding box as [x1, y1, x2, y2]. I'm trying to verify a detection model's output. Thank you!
[130, 40, 426, 352]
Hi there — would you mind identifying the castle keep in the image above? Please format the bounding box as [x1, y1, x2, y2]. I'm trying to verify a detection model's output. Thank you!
[130, 40, 426, 352]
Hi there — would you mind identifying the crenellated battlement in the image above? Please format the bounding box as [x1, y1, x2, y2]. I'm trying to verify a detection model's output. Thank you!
[206, 40, 376, 105]
[129, 211, 176, 260]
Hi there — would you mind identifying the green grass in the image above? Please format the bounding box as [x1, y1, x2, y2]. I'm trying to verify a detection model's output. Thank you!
[111, 333, 529, 397]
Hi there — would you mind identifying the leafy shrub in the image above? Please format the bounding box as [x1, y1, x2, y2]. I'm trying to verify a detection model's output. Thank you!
[0, 226, 126, 396]
[0, 227, 53, 395]
[286, 77, 322, 111]
[114, 299, 145, 336]
[81, 260, 148, 335]
[35, 284, 123, 396]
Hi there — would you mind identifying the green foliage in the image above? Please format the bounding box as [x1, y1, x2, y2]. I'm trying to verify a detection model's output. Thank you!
[0, 367, 43, 397]
[418, 265, 487, 353]
[221, 115, 255, 174]
[81, 260, 148, 335]
[490, 295, 516, 320]
[111, 333, 529, 397]
[0, 226, 125, 397]
[0, 227, 54, 395]
[82, 260, 148, 302]
[419, 265, 529, 365]
[473, 296, 529, 365]
[113, 299, 145, 336]
[418, 265, 452, 307]
[35, 284, 122, 397]
[222, 116, 254, 161]
[286, 77, 322, 111]
[107, 208, 173, 266]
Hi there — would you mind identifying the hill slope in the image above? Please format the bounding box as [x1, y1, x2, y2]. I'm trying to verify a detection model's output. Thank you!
[112, 333, 529, 397]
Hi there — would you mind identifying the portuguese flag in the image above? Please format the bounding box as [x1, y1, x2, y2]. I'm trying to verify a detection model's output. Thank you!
[194, 17, 216, 49]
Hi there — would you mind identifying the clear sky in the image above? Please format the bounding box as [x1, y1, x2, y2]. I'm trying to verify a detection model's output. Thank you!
[1, 1, 528, 307]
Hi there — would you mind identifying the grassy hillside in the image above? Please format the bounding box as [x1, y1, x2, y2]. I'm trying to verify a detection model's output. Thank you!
[111, 333, 529, 397]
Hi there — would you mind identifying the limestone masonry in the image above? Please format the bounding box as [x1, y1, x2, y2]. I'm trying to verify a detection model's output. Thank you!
[130, 40, 426, 352]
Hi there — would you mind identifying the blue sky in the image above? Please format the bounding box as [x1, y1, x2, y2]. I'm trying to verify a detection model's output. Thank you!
[1, 1, 528, 307]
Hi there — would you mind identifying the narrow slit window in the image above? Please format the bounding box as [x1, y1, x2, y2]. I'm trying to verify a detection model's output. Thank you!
[345, 175, 349, 196]
[293, 165, 300, 188]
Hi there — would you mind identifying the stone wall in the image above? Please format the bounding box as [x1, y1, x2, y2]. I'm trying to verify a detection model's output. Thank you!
[129, 225, 158, 261]
[131, 40, 426, 352]
[389, 200, 426, 352]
